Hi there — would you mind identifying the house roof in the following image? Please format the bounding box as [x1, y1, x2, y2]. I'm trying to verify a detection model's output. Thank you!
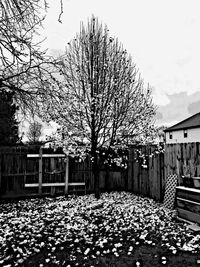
[164, 112, 200, 132]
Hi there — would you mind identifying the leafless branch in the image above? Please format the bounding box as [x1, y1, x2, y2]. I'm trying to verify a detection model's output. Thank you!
[0, 0, 65, 114]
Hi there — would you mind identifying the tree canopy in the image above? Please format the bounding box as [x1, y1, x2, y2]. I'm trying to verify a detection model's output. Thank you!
[41, 16, 156, 198]
[43, 17, 156, 155]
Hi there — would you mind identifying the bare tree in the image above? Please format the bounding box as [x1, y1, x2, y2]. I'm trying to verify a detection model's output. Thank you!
[27, 121, 42, 144]
[42, 16, 156, 198]
[0, 0, 63, 113]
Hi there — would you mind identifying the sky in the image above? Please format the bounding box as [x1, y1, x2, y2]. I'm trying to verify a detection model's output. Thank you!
[28, 0, 200, 138]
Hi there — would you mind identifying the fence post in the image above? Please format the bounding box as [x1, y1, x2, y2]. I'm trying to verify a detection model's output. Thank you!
[38, 146, 43, 195]
[64, 156, 69, 196]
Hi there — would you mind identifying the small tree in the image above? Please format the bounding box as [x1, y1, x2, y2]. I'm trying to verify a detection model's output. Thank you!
[42, 17, 156, 198]
[156, 125, 167, 143]
[0, 90, 19, 145]
[27, 121, 42, 144]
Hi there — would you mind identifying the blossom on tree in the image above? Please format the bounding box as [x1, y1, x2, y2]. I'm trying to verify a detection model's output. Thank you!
[41, 16, 156, 198]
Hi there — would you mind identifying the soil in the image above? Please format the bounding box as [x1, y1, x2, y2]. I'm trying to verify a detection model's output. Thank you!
[24, 241, 200, 267]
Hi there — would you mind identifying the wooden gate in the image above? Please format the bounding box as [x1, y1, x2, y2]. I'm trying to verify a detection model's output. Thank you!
[0, 146, 66, 198]
[24, 147, 67, 196]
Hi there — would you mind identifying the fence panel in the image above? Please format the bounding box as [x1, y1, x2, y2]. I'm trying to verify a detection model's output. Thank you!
[69, 157, 93, 193]
[164, 142, 200, 178]
[128, 145, 164, 201]
[0, 146, 67, 198]
[0, 149, 27, 196]
[69, 157, 127, 193]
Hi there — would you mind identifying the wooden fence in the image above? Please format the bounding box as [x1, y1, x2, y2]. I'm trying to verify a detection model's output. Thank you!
[128, 145, 165, 201]
[0, 146, 127, 198]
[1, 143, 199, 201]
[164, 143, 200, 223]
[164, 142, 200, 177]
[127, 143, 200, 201]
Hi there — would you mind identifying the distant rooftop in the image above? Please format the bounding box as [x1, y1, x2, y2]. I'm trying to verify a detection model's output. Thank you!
[164, 112, 200, 132]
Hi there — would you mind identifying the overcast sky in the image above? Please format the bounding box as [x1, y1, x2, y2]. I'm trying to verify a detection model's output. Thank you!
[39, 0, 200, 127]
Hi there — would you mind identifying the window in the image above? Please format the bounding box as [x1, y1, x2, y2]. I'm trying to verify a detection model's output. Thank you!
[169, 132, 173, 139]
[184, 129, 188, 138]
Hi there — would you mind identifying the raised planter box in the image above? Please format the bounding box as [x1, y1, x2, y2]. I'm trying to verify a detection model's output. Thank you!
[179, 176, 200, 188]
[176, 186, 200, 224]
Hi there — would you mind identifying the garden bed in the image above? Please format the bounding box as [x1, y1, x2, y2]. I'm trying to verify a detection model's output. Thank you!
[179, 176, 200, 189]
[0, 192, 199, 266]
[176, 186, 200, 224]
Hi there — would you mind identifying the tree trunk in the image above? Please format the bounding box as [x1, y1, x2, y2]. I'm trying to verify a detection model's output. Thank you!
[93, 151, 100, 199]
[91, 123, 100, 198]
[90, 20, 100, 199]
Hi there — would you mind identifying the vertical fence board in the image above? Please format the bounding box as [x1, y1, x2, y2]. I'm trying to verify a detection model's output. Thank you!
[0, 153, 1, 195]
[133, 159, 140, 194]
[65, 156, 69, 195]
[38, 147, 43, 195]
[148, 148, 154, 199]
[128, 149, 133, 191]
[151, 152, 157, 199]
[160, 152, 165, 201]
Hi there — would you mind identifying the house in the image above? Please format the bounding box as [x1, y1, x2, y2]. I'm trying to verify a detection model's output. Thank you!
[164, 112, 200, 144]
